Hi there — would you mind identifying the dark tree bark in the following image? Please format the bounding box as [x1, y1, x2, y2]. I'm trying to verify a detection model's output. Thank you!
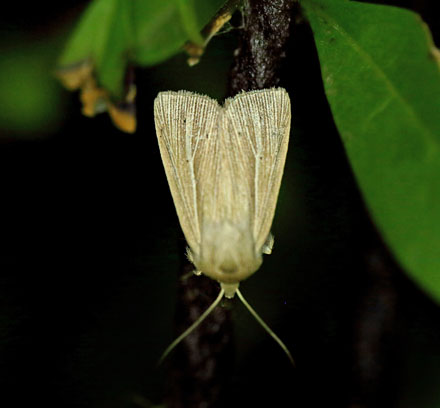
[164, 251, 233, 408]
[228, 0, 296, 94]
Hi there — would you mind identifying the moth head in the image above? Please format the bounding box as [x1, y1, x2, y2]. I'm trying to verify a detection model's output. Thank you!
[193, 221, 262, 295]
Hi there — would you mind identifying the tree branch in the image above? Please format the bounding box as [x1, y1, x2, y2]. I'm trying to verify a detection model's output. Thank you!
[165, 1, 296, 407]
[228, 0, 296, 94]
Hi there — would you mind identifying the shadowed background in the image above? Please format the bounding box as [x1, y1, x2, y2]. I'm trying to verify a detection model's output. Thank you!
[1, 1, 439, 407]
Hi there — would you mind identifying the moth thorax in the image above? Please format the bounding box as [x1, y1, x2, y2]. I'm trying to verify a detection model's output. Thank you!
[194, 220, 262, 286]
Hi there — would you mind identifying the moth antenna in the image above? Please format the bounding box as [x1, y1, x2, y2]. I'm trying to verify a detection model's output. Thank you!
[236, 288, 295, 366]
[158, 288, 225, 364]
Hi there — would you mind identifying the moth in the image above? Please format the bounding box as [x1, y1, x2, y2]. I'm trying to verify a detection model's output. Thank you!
[154, 88, 293, 364]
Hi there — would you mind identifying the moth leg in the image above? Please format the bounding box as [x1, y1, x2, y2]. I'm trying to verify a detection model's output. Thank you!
[185, 246, 194, 263]
[185, 246, 202, 276]
[262, 233, 274, 255]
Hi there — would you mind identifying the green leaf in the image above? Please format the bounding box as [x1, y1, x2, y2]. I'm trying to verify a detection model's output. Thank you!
[301, 0, 440, 301]
[58, 0, 226, 96]
[132, 0, 225, 65]
[176, 0, 205, 45]
[59, 0, 133, 96]
[0, 38, 65, 138]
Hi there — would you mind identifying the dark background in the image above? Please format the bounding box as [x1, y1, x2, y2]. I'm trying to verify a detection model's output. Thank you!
[1, 1, 439, 407]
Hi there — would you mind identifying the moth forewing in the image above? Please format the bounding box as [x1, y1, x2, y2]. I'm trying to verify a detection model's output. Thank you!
[223, 88, 291, 252]
[154, 91, 221, 256]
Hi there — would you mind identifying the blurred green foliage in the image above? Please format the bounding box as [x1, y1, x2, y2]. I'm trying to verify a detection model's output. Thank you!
[302, 0, 440, 303]
[0, 37, 65, 138]
[58, 0, 226, 97]
[0, 0, 228, 138]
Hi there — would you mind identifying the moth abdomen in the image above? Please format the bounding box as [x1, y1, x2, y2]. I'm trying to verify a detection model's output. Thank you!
[194, 220, 262, 285]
